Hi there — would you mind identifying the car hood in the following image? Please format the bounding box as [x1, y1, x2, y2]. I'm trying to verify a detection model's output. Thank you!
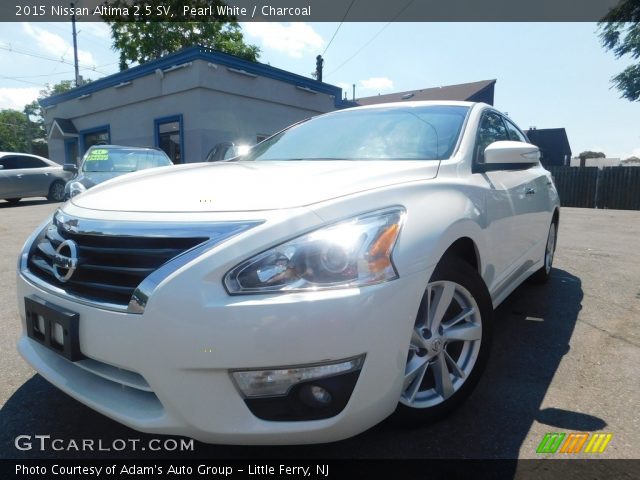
[71, 160, 440, 212]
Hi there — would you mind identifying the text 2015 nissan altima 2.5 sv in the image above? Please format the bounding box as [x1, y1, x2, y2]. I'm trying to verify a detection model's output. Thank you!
[16, 101, 559, 445]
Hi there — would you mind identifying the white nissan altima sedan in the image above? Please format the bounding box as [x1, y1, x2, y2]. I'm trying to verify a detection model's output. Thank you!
[16, 101, 559, 444]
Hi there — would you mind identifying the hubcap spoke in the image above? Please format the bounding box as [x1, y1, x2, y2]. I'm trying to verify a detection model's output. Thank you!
[403, 357, 429, 402]
[444, 350, 466, 379]
[432, 353, 455, 400]
[444, 307, 475, 329]
[443, 322, 482, 342]
[428, 282, 455, 333]
[410, 328, 428, 350]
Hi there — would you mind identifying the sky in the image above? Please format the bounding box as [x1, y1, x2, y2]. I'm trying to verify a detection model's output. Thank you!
[0, 21, 638, 159]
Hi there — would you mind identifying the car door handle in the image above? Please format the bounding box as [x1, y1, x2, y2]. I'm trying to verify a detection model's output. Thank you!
[525, 187, 536, 195]
[16, 174, 23, 178]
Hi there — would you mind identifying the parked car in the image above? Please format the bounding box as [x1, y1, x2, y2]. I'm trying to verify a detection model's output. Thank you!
[206, 142, 252, 162]
[0, 152, 71, 203]
[17, 101, 559, 444]
[64, 145, 173, 199]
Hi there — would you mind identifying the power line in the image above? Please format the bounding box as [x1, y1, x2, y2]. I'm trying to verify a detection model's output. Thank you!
[322, 0, 356, 57]
[0, 75, 46, 87]
[0, 43, 111, 76]
[325, 0, 416, 78]
[3, 72, 74, 79]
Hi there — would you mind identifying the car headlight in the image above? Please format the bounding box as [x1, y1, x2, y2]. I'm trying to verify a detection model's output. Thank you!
[224, 207, 405, 294]
[69, 181, 86, 198]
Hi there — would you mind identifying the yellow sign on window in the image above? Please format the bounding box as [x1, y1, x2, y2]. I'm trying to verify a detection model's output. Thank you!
[86, 149, 109, 161]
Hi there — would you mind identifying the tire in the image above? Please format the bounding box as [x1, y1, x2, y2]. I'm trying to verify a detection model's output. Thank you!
[529, 221, 557, 284]
[5, 198, 21, 204]
[47, 180, 66, 202]
[394, 256, 493, 423]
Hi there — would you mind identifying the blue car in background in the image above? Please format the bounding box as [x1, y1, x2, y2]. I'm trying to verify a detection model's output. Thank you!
[64, 145, 173, 199]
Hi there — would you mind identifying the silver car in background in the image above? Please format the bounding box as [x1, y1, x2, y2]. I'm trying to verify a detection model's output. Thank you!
[0, 152, 71, 204]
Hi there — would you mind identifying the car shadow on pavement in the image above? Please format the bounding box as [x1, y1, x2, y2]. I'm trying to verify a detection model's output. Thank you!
[0, 268, 594, 464]
[0, 199, 56, 209]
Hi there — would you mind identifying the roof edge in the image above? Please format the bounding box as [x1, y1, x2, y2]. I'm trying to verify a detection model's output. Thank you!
[40, 46, 344, 108]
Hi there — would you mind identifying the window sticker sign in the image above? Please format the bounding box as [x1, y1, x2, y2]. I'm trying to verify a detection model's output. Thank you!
[86, 149, 109, 161]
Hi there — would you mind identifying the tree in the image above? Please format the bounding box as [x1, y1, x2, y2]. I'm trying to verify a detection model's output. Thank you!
[100, 1, 260, 70]
[622, 155, 640, 164]
[0, 109, 29, 152]
[39, 80, 76, 97]
[598, 0, 640, 101]
[579, 151, 606, 161]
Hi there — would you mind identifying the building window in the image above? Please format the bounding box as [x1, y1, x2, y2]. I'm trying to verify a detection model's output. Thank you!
[155, 115, 183, 164]
[79, 125, 110, 154]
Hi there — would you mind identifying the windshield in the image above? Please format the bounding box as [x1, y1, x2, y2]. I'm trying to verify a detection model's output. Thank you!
[244, 105, 469, 161]
[82, 148, 172, 172]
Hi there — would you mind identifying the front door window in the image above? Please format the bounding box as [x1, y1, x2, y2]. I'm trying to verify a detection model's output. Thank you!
[157, 119, 182, 164]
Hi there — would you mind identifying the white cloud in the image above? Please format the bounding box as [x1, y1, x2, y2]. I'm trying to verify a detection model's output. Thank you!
[80, 22, 112, 41]
[22, 23, 95, 66]
[242, 23, 324, 58]
[0, 87, 40, 110]
[359, 77, 394, 92]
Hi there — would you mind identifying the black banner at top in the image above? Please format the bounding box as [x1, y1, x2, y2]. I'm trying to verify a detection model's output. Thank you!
[2, 0, 636, 22]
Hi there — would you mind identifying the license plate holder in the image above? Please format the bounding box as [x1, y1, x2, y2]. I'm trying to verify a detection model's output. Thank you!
[25, 295, 84, 362]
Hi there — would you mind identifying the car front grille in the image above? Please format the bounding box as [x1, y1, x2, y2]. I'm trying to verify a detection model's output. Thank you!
[23, 210, 262, 312]
[27, 222, 208, 307]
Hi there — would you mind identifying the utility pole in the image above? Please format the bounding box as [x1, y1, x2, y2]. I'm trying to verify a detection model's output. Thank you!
[71, 2, 80, 87]
[315, 55, 324, 83]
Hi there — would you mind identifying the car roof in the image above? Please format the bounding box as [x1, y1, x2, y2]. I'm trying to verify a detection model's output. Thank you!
[0, 151, 51, 158]
[0, 152, 56, 164]
[86, 144, 160, 151]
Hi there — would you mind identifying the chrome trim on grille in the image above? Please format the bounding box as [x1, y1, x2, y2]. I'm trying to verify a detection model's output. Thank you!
[20, 209, 263, 314]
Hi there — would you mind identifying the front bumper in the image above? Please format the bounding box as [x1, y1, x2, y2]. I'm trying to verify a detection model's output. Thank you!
[17, 266, 428, 445]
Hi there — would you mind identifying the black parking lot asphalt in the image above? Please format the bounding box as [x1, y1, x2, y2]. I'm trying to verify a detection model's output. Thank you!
[0, 202, 638, 463]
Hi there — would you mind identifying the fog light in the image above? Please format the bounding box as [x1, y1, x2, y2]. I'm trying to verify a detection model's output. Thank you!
[299, 384, 333, 408]
[310, 385, 332, 404]
[231, 355, 364, 398]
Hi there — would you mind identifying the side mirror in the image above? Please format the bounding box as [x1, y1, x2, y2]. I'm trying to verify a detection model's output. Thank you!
[0, 165, 3, 170]
[63, 163, 78, 173]
[484, 141, 540, 165]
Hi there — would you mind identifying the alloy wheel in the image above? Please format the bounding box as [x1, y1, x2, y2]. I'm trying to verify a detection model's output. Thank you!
[544, 223, 557, 274]
[401, 280, 482, 408]
[50, 182, 65, 202]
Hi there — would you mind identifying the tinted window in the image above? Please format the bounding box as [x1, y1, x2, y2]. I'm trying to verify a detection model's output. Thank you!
[223, 146, 239, 160]
[504, 118, 528, 143]
[19, 156, 48, 168]
[244, 105, 470, 161]
[0, 156, 19, 170]
[476, 111, 509, 163]
[0, 155, 46, 169]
